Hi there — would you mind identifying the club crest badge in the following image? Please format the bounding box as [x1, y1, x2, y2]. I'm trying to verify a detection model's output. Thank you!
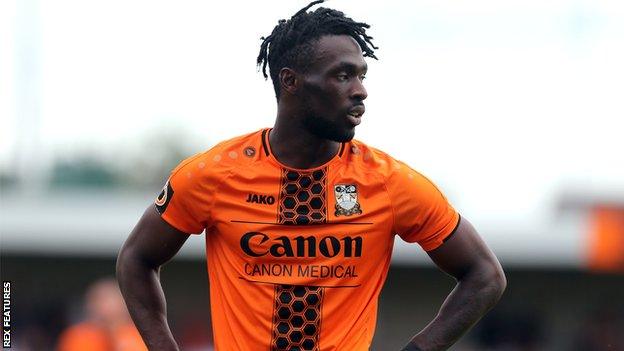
[334, 184, 363, 217]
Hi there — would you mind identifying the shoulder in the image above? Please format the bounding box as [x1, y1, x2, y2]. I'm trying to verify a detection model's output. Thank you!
[171, 129, 265, 179]
[158, 130, 266, 230]
[348, 139, 407, 177]
[349, 139, 438, 189]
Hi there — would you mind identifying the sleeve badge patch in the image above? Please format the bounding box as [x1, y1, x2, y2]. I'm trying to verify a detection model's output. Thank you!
[155, 180, 174, 214]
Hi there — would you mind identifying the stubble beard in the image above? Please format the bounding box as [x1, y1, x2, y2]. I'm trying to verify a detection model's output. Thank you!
[300, 107, 355, 143]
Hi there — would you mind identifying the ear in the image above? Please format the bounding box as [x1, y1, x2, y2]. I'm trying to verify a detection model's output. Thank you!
[278, 67, 299, 96]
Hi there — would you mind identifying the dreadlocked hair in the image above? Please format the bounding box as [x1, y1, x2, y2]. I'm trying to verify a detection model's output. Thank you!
[257, 0, 378, 99]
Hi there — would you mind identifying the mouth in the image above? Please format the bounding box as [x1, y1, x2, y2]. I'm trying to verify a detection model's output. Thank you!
[347, 105, 365, 126]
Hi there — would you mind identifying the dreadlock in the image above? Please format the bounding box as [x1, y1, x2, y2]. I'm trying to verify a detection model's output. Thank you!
[257, 0, 379, 100]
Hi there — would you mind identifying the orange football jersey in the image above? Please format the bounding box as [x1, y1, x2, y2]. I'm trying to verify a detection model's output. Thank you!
[155, 128, 459, 351]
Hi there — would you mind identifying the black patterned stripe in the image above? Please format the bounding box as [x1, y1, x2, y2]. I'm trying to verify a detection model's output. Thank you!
[278, 169, 327, 225]
[262, 129, 270, 156]
[271, 285, 324, 351]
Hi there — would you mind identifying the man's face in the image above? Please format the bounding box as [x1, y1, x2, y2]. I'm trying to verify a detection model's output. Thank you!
[297, 35, 368, 142]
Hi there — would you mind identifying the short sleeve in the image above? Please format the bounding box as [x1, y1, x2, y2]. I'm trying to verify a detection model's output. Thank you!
[386, 161, 460, 251]
[154, 153, 213, 234]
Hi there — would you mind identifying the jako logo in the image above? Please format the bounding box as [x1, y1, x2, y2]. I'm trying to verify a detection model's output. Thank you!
[240, 232, 362, 258]
[246, 193, 275, 205]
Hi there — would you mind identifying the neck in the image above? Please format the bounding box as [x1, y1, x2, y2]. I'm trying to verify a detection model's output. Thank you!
[270, 105, 341, 169]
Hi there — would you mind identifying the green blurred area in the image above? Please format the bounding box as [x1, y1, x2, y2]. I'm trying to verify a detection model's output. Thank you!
[2, 130, 205, 191]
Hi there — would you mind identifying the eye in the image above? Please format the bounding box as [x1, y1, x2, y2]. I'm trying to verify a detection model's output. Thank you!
[360, 74, 366, 81]
[336, 73, 349, 81]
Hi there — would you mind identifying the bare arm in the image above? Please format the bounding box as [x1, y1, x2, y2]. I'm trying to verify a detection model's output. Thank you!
[116, 205, 191, 351]
[401, 217, 507, 351]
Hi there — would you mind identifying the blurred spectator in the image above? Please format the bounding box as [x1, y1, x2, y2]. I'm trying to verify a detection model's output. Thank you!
[177, 313, 214, 351]
[570, 308, 624, 351]
[473, 308, 545, 351]
[56, 278, 147, 351]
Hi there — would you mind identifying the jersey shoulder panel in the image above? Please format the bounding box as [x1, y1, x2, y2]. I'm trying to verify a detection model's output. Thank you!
[347, 139, 398, 177]
[186, 128, 265, 172]
[156, 129, 266, 234]
[349, 139, 459, 251]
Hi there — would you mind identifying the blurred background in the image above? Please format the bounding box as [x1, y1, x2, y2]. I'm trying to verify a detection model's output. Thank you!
[1, 0, 623, 350]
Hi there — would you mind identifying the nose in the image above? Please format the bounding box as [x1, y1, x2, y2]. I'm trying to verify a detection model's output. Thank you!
[350, 78, 368, 101]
